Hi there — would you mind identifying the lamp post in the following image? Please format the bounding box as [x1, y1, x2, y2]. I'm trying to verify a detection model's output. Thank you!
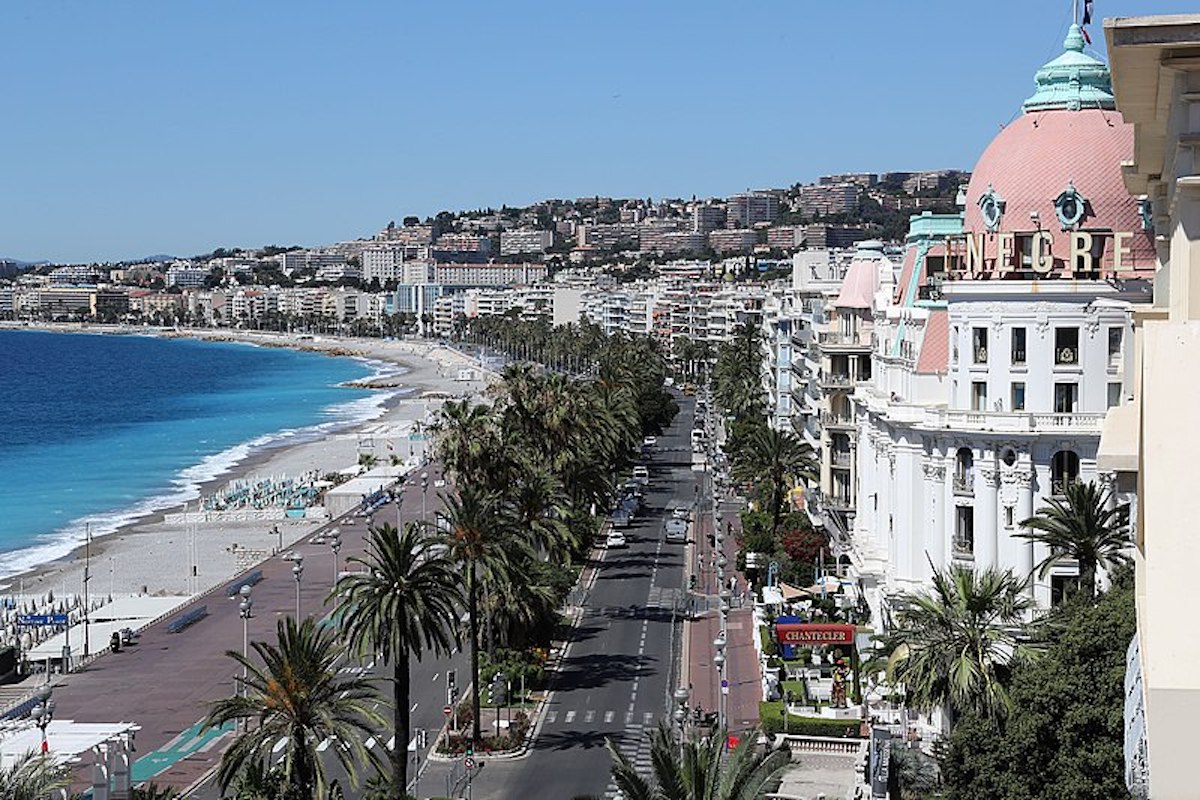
[292, 556, 304, 619]
[420, 472, 429, 522]
[713, 634, 727, 736]
[30, 683, 52, 753]
[238, 585, 252, 730]
[330, 528, 342, 586]
[672, 686, 690, 760]
[274, 524, 282, 554]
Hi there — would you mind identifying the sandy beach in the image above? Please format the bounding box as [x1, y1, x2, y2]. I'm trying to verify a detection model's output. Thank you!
[0, 327, 494, 611]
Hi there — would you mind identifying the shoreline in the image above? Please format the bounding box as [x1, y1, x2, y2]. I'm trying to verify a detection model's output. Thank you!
[0, 324, 493, 608]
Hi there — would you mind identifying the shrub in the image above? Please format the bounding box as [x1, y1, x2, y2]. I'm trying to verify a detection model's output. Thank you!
[758, 701, 861, 738]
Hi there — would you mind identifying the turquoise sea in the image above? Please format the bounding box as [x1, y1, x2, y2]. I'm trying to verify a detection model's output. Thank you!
[0, 330, 388, 580]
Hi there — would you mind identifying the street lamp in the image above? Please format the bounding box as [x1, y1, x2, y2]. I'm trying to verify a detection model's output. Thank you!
[420, 472, 429, 522]
[273, 525, 282, 554]
[238, 585, 252, 729]
[714, 628, 728, 736]
[292, 556, 304, 619]
[30, 683, 52, 753]
[672, 686, 690, 760]
[330, 528, 342, 586]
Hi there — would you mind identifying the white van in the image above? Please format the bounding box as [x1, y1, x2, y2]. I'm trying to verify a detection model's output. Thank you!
[691, 428, 706, 451]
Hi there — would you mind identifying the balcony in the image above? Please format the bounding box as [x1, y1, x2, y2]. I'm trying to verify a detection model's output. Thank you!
[818, 373, 854, 389]
[830, 452, 852, 469]
[923, 409, 1105, 433]
[1051, 477, 1079, 497]
[953, 474, 974, 496]
[820, 411, 855, 430]
[952, 538, 975, 559]
[817, 330, 871, 352]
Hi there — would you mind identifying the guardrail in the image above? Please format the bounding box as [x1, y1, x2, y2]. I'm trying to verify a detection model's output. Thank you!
[225, 570, 263, 598]
[166, 605, 208, 634]
[779, 734, 867, 756]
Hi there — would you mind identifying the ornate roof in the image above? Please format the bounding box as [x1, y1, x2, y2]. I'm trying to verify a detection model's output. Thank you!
[1023, 24, 1116, 112]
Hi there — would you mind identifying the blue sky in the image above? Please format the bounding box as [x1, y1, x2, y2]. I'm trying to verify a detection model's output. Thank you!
[1, 0, 1191, 263]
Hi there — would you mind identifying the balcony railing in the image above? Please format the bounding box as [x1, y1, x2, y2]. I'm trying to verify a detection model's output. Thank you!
[923, 409, 1105, 433]
[1051, 477, 1079, 497]
[817, 331, 871, 350]
[953, 474, 974, 496]
[1055, 346, 1079, 365]
[820, 411, 855, 429]
[819, 373, 853, 388]
[830, 452, 852, 468]
[952, 537, 975, 559]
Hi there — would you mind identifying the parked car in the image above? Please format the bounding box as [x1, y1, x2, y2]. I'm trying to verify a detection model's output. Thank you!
[632, 465, 650, 486]
[672, 505, 693, 522]
[605, 531, 628, 549]
[612, 509, 632, 528]
[643, 436, 658, 449]
[664, 517, 688, 543]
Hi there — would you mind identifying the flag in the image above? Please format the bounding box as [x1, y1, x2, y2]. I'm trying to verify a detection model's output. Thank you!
[1081, 0, 1094, 44]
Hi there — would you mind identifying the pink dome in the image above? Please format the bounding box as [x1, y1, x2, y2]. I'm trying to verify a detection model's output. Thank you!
[963, 108, 1155, 275]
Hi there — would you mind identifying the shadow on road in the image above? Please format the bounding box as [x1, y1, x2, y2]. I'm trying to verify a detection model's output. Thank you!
[554, 653, 651, 691]
[532, 728, 614, 752]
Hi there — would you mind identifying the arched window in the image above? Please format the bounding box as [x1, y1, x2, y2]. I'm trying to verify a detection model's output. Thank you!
[954, 448, 974, 496]
[1051, 450, 1079, 496]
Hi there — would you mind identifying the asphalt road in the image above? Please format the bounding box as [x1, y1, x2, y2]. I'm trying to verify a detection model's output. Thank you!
[416, 395, 697, 800]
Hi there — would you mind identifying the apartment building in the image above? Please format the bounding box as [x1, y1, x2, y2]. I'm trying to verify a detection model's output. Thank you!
[798, 183, 860, 217]
[726, 191, 780, 228]
[499, 229, 554, 256]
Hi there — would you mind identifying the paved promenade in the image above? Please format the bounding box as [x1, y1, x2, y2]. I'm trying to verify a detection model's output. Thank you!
[685, 485, 761, 736]
[42, 469, 438, 792]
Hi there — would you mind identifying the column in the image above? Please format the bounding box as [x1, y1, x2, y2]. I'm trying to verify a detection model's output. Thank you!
[92, 744, 110, 800]
[922, 462, 947, 577]
[976, 465, 999, 568]
[1016, 469, 1035, 594]
[111, 735, 131, 800]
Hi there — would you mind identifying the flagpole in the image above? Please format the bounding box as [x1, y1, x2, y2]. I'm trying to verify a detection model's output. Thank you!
[1073, 0, 1078, 25]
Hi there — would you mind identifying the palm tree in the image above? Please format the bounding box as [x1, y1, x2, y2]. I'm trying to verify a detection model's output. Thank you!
[0, 751, 71, 800]
[883, 564, 1038, 722]
[1017, 480, 1131, 602]
[440, 485, 523, 744]
[202, 616, 385, 799]
[332, 522, 463, 796]
[432, 399, 504, 488]
[731, 426, 817, 536]
[605, 722, 789, 800]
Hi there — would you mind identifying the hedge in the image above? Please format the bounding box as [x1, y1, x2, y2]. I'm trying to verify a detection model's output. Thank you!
[758, 701, 862, 738]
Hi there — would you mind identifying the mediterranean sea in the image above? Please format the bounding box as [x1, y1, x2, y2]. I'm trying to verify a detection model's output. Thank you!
[0, 330, 383, 579]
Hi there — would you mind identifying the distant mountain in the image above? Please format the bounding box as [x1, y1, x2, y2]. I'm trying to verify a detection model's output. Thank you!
[136, 254, 176, 264]
[0, 257, 49, 267]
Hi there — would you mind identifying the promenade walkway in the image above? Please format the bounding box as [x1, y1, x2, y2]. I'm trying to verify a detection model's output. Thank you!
[685, 487, 761, 736]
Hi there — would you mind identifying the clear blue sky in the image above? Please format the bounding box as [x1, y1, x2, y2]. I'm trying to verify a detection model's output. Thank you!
[1, 0, 1191, 264]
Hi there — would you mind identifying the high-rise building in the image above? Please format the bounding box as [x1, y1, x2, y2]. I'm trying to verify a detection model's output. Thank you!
[725, 192, 779, 228]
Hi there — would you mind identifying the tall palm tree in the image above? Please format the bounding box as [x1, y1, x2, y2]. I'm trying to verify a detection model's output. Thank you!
[202, 616, 384, 799]
[605, 722, 789, 800]
[440, 485, 523, 744]
[883, 564, 1037, 722]
[332, 522, 463, 796]
[731, 426, 817, 536]
[1017, 480, 1131, 602]
[0, 752, 71, 800]
[432, 399, 502, 488]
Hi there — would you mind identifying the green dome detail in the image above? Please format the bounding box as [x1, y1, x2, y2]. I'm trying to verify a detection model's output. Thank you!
[1023, 24, 1115, 112]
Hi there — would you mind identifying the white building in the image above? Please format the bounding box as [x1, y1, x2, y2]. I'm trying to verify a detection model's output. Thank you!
[841, 26, 1156, 627]
[500, 229, 554, 256]
[362, 246, 408, 284]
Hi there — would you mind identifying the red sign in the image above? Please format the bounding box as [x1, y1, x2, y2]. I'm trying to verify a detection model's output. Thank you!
[727, 734, 740, 750]
[443, 705, 453, 717]
[775, 623, 855, 646]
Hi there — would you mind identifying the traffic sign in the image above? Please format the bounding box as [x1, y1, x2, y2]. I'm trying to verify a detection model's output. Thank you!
[465, 756, 475, 769]
[17, 614, 68, 626]
[443, 705, 452, 717]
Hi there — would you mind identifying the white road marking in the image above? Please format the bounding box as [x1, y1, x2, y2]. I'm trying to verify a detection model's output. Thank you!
[643, 712, 653, 725]
[272, 737, 288, 754]
[432, 672, 440, 682]
[604, 710, 614, 723]
[585, 709, 596, 723]
[365, 736, 377, 750]
[565, 710, 576, 723]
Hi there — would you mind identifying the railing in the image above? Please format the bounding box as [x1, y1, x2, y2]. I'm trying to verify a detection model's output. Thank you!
[780, 735, 866, 756]
[1055, 346, 1079, 365]
[974, 348, 988, 364]
[817, 331, 870, 349]
[820, 411, 855, 428]
[831, 452, 852, 468]
[927, 409, 1105, 433]
[819, 373, 853, 388]
[952, 539, 974, 558]
[953, 475, 974, 496]
[1051, 477, 1079, 497]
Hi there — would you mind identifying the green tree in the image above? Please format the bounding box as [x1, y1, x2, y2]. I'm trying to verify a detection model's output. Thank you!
[332, 522, 462, 796]
[202, 617, 384, 799]
[1017, 480, 1131, 602]
[939, 568, 1136, 799]
[0, 752, 71, 800]
[883, 564, 1038, 722]
[731, 426, 817, 537]
[440, 486, 521, 744]
[605, 723, 789, 800]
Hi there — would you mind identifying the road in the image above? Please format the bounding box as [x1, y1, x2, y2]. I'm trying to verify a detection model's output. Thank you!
[418, 395, 696, 800]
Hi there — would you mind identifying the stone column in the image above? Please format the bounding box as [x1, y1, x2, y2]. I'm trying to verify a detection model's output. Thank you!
[976, 465, 999, 568]
[111, 735, 131, 800]
[91, 744, 110, 800]
[1016, 469, 1035, 594]
[922, 462, 947, 578]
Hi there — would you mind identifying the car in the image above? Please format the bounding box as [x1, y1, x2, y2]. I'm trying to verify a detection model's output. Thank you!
[643, 436, 658, 449]
[664, 517, 688, 543]
[632, 465, 650, 485]
[612, 509, 631, 528]
[605, 531, 628, 549]
[672, 505, 693, 522]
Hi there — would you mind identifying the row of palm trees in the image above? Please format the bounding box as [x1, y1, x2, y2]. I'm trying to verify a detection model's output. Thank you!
[194, 335, 678, 799]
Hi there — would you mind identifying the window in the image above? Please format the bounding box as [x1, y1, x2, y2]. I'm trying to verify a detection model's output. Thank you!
[1051, 450, 1080, 495]
[952, 327, 959, 365]
[955, 506, 975, 556]
[1108, 327, 1123, 365]
[1054, 382, 1078, 413]
[954, 448, 974, 495]
[1005, 506, 1015, 528]
[1011, 382, 1026, 411]
[1107, 382, 1122, 408]
[1055, 327, 1079, 365]
[1051, 575, 1080, 607]
[971, 381, 988, 411]
[973, 327, 988, 364]
[1011, 327, 1027, 365]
